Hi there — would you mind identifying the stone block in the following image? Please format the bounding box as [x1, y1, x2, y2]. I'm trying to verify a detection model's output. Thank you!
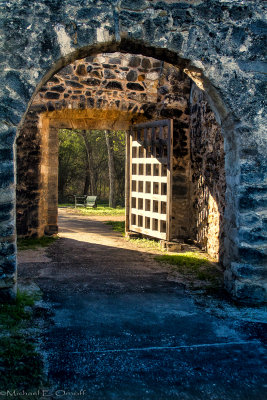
[50, 85, 65, 93]
[1, 255, 16, 275]
[239, 245, 267, 264]
[121, 0, 149, 11]
[233, 279, 267, 304]
[45, 92, 60, 100]
[0, 285, 17, 304]
[166, 241, 183, 252]
[0, 241, 15, 258]
[0, 105, 21, 125]
[104, 69, 116, 79]
[231, 262, 267, 279]
[128, 56, 141, 68]
[44, 225, 58, 235]
[105, 81, 123, 90]
[126, 70, 137, 82]
[81, 78, 101, 86]
[66, 80, 84, 88]
[6, 71, 30, 101]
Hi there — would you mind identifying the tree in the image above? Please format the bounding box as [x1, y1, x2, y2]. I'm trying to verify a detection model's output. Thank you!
[58, 129, 86, 202]
[105, 130, 116, 208]
[113, 130, 126, 206]
[77, 130, 97, 196]
[58, 129, 126, 205]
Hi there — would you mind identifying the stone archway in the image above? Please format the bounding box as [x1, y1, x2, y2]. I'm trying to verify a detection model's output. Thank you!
[16, 52, 194, 240]
[16, 52, 225, 257]
[0, 1, 266, 303]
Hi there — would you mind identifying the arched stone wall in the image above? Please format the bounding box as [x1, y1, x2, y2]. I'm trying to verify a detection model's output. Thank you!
[0, 0, 266, 303]
[17, 53, 194, 240]
[190, 84, 226, 262]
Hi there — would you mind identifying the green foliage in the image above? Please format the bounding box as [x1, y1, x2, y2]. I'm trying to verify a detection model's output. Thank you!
[0, 290, 44, 393]
[105, 221, 125, 234]
[58, 129, 126, 205]
[155, 252, 223, 285]
[58, 129, 86, 202]
[17, 236, 58, 250]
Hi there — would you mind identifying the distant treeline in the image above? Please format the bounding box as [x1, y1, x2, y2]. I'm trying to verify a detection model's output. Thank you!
[58, 129, 125, 207]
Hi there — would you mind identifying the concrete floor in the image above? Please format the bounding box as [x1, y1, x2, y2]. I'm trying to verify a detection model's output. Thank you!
[18, 209, 267, 400]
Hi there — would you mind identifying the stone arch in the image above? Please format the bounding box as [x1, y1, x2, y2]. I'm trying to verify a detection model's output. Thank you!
[0, 1, 266, 303]
[16, 52, 194, 240]
[16, 48, 230, 298]
[20, 38, 231, 132]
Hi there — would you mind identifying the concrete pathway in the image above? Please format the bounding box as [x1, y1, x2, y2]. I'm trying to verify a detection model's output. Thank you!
[18, 209, 267, 400]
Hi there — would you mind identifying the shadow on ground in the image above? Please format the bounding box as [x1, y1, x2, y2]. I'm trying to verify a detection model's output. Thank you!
[17, 211, 267, 400]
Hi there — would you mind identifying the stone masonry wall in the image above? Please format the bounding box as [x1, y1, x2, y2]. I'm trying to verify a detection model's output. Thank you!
[16, 110, 42, 237]
[36, 53, 164, 113]
[16, 53, 191, 239]
[0, 0, 266, 303]
[190, 84, 226, 262]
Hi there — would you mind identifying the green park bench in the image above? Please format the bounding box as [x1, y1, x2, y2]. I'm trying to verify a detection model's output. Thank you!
[74, 195, 97, 208]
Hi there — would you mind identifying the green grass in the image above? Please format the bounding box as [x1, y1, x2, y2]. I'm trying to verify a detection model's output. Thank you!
[105, 221, 126, 234]
[0, 337, 43, 392]
[59, 203, 125, 216]
[17, 236, 58, 250]
[78, 205, 125, 216]
[105, 222, 162, 250]
[155, 252, 223, 285]
[0, 291, 39, 330]
[155, 252, 210, 268]
[128, 237, 162, 250]
[0, 290, 45, 393]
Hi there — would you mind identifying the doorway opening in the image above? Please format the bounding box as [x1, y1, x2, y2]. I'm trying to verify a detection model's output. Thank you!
[58, 129, 126, 209]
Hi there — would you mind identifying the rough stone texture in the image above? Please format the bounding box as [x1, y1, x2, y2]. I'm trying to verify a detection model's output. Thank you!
[189, 84, 226, 262]
[16, 111, 42, 237]
[0, 0, 266, 303]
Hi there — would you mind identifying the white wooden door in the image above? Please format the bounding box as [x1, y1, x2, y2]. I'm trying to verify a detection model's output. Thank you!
[126, 119, 173, 241]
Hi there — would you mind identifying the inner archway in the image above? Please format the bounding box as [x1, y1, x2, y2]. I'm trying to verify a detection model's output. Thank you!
[16, 51, 226, 265]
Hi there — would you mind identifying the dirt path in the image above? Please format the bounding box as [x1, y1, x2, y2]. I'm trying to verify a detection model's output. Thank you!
[18, 209, 267, 400]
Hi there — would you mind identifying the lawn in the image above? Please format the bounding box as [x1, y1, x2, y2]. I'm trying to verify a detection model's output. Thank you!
[105, 221, 126, 234]
[128, 237, 162, 250]
[17, 236, 58, 250]
[59, 202, 125, 216]
[155, 252, 223, 287]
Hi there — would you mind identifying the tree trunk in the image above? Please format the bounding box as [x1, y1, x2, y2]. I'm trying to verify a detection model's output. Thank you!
[79, 131, 97, 195]
[105, 130, 116, 208]
[58, 181, 65, 203]
[83, 158, 90, 195]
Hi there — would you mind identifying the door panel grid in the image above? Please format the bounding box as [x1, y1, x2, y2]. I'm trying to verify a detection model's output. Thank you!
[126, 119, 173, 241]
